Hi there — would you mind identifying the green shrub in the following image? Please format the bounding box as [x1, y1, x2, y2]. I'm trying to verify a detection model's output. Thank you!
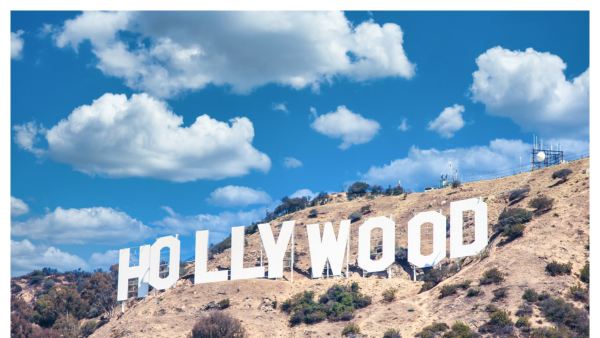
[466, 288, 480, 297]
[552, 169, 572, 181]
[219, 298, 230, 309]
[485, 304, 499, 313]
[272, 300, 277, 309]
[419, 265, 453, 293]
[43, 278, 56, 290]
[528, 195, 555, 214]
[501, 223, 525, 241]
[529, 327, 571, 338]
[488, 310, 512, 326]
[191, 311, 246, 338]
[210, 236, 232, 255]
[545, 261, 572, 276]
[349, 211, 362, 223]
[451, 180, 461, 188]
[569, 283, 589, 303]
[516, 303, 533, 317]
[494, 208, 533, 233]
[439, 284, 458, 298]
[382, 288, 397, 302]
[309, 209, 318, 218]
[509, 187, 530, 201]
[80, 320, 97, 337]
[492, 288, 508, 301]
[480, 268, 504, 285]
[458, 280, 472, 289]
[341, 322, 360, 336]
[537, 291, 550, 301]
[442, 321, 476, 338]
[282, 283, 371, 325]
[417, 322, 449, 338]
[515, 316, 531, 331]
[522, 288, 539, 302]
[539, 297, 589, 337]
[580, 263, 589, 283]
[383, 328, 401, 338]
[348, 182, 370, 195]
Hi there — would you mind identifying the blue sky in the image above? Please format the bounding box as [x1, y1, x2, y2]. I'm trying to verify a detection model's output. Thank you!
[10, 11, 589, 276]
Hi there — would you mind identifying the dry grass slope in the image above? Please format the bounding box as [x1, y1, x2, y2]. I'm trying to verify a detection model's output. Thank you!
[75, 158, 590, 337]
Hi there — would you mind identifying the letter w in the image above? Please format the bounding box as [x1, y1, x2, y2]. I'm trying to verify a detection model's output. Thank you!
[306, 220, 350, 278]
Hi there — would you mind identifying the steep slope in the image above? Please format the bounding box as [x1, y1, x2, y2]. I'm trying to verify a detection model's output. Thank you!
[92, 158, 589, 338]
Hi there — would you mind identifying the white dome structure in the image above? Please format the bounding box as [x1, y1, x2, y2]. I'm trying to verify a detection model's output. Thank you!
[536, 152, 546, 162]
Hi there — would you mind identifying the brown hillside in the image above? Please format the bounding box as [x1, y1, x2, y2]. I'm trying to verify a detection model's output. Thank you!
[92, 158, 589, 338]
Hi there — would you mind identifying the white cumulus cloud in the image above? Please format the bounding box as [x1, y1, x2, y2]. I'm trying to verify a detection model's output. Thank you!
[11, 239, 90, 277]
[272, 103, 289, 113]
[13, 93, 271, 182]
[290, 189, 319, 200]
[206, 185, 272, 207]
[470, 46, 589, 137]
[361, 138, 590, 189]
[427, 104, 466, 138]
[311, 106, 380, 149]
[11, 196, 30, 217]
[11, 30, 25, 59]
[89, 250, 119, 271]
[152, 207, 264, 243]
[49, 11, 415, 98]
[11, 206, 154, 245]
[284, 157, 303, 168]
[398, 118, 409, 131]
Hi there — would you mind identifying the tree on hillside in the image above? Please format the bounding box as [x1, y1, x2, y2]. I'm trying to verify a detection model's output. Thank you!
[348, 182, 370, 195]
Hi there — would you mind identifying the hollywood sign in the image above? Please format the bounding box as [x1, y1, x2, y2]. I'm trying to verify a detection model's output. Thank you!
[117, 197, 487, 301]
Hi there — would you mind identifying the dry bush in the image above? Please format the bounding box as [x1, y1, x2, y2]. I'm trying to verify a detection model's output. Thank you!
[191, 311, 246, 338]
[509, 186, 530, 202]
[528, 195, 555, 214]
[480, 268, 504, 285]
[552, 169, 573, 181]
[545, 261, 572, 276]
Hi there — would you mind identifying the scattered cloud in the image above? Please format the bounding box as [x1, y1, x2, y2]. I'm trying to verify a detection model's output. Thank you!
[88, 250, 119, 271]
[206, 185, 272, 207]
[11, 206, 154, 245]
[398, 118, 409, 131]
[11, 239, 90, 277]
[290, 189, 319, 200]
[272, 102, 289, 113]
[284, 157, 303, 168]
[13, 93, 271, 182]
[49, 11, 415, 98]
[152, 207, 264, 243]
[310, 105, 381, 149]
[361, 138, 589, 189]
[310, 107, 318, 119]
[427, 104, 466, 138]
[470, 46, 589, 138]
[11, 196, 30, 217]
[11, 30, 25, 59]
[13, 121, 45, 157]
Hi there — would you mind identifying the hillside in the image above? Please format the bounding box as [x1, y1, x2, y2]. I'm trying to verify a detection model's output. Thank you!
[12, 158, 590, 338]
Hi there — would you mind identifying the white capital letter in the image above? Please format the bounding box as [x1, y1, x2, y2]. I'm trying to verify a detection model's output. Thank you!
[258, 221, 295, 279]
[149, 236, 180, 290]
[117, 245, 150, 301]
[408, 211, 446, 268]
[231, 225, 264, 280]
[358, 216, 395, 272]
[450, 198, 488, 259]
[195, 230, 228, 284]
[306, 220, 350, 278]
